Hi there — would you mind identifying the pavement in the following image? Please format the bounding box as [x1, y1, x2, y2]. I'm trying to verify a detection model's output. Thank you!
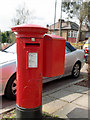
[42, 63, 89, 119]
[42, 84, 89, 119]
[1, 82, 89, 119]
[0, 63, 89, 119]
[0, 82, 89, 119]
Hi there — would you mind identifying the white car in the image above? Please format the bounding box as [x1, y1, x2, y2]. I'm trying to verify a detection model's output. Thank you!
[0, 42, 85, 100]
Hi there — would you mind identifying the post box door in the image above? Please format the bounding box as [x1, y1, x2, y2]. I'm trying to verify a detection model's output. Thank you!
[43, 34, 66, 77]
[16, 38, 43, 108]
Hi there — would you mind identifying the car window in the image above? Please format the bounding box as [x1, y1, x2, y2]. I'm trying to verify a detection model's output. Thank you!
[65, 46, 72, 54]
[66, 41, 76, 51]
[3, 43, 16, 54]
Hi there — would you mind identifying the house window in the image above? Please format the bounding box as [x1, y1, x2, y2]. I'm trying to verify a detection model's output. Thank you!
[68, 31, 71, 37]
[73, 31, 75, 38]
[74, 31, 77, 38]
[71, 31, 73, 38]
[68, 31, 77, 38]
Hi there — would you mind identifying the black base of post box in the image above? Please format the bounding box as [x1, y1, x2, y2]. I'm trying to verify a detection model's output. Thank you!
[16, 105, 42, 120]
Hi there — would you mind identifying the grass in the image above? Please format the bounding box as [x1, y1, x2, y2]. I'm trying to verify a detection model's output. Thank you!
[1, 110, 65, 120]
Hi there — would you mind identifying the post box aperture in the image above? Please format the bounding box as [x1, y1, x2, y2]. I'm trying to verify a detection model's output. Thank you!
[43, 34, 66, 77]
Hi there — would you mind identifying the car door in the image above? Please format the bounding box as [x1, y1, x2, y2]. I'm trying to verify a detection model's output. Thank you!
[64, 46, 74, 75]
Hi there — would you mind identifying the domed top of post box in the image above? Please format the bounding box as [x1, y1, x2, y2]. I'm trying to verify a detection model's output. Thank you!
[44, 34, 65, 40]
[11, 24, 48, 38]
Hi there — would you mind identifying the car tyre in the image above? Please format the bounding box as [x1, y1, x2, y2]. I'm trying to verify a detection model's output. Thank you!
[5, 74, 16, 100]
[72, 63, 80, 78]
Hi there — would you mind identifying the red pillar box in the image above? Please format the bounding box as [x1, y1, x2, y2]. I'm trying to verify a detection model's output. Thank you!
[11, 24, 48, 119]
[43, 34, 66, 77]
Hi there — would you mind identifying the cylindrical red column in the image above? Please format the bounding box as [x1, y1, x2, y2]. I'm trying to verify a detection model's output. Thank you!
[11, 24, 48, 119]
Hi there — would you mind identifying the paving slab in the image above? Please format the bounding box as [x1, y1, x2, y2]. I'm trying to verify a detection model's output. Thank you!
[42, 95, 57, 105]
[49, 90, 83, 103]
[42, 99, 68, 114]
[53, 103, 88, 118]
[64, 85, 88, 93]
[73, 94, 88, 108]
[60, 93, 83, 103]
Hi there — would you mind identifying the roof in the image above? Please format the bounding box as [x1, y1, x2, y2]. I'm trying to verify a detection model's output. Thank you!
[48, 19, 79, 31]
[70, 22, 79, 30]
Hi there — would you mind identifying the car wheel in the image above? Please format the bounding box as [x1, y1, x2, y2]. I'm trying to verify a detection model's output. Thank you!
[72, 63, 80, 78]
[5, 74, 16, 100]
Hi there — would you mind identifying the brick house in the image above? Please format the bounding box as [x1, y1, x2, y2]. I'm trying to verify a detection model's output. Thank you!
[47, 19, 90, 43]
[47, 19, 79, 43]
[80, 25, 90, 41]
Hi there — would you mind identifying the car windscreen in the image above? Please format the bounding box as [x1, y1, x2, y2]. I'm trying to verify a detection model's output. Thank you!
[66, 41, 76, 51]
[2, 42, 75, 53]
[2, 43, 16, 54]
